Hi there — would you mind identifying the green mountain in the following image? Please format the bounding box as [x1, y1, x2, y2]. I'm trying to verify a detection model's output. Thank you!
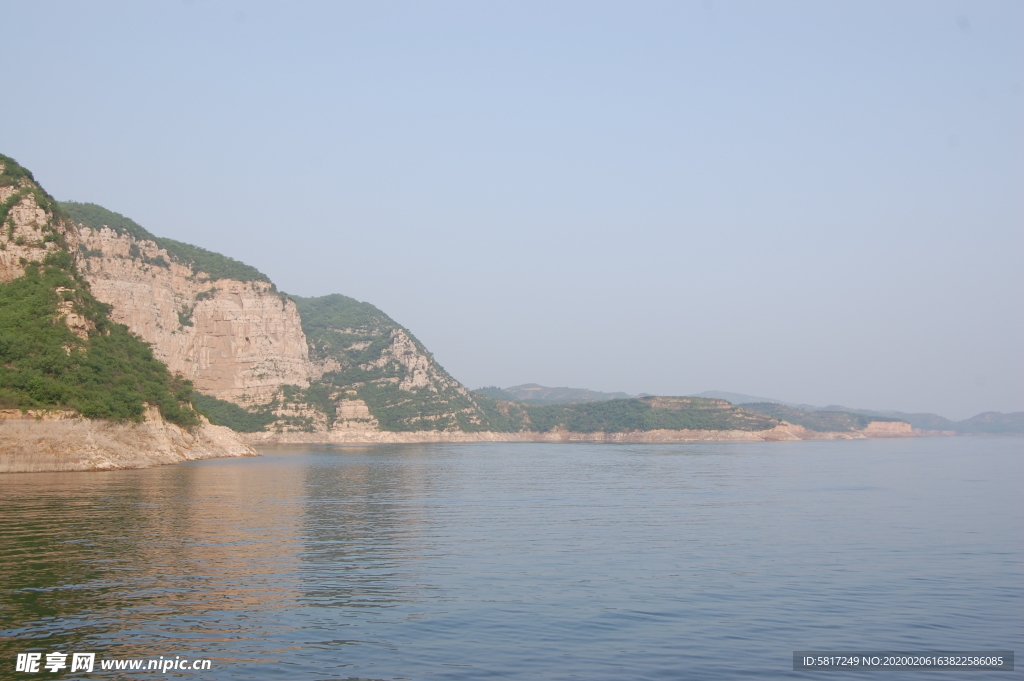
[0, 156, 198, 425]
[517, 396, 777, 432]
[738, 403, 900, 432]
[470, 386, 782, 432]
[290, 293, 501, 432]
[6, 155, 921, 441]
[714, 390, 1024, 435]
[48, 180, 936, 439]
[943, 411, 1023, 435]
[475, 386, 519, 401]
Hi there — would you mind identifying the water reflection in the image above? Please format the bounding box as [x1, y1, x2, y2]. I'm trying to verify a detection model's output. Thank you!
[300, 446, 431, 612]
[1, 439, 1021, 680]
[0, 445, 445, 675]
[0, 455, 307, 666]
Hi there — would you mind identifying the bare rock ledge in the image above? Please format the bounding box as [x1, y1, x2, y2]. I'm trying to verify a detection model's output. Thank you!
[242, 420, 915, 445]
[0, 408, 257, 473]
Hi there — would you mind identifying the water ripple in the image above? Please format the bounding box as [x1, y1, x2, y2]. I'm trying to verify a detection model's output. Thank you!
[1, 438, 1021, 679]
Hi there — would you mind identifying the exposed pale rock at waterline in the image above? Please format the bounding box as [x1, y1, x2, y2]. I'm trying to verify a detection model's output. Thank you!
[0, 408, 257, 473]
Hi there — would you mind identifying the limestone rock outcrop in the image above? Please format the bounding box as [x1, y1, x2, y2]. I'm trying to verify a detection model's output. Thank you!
[0, 407, 257, 473]
[0, 181, 78, 283]
[78, 227, 312, 405]
[862, 420, 914, 437]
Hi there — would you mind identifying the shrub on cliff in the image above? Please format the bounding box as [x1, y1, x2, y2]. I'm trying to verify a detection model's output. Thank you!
[190, 393, 277, 432]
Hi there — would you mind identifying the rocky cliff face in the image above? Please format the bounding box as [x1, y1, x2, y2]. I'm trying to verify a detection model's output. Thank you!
[4, 156, 919, 460]
[1, 156, 256, 471]
[862, 420, 914, 437]
[0, 171, 78, 283]
[64, 205, 495, 435]
[77, 226, 312, 406]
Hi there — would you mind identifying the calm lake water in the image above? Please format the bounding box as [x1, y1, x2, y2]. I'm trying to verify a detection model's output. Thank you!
[1, 438, 1021, 680]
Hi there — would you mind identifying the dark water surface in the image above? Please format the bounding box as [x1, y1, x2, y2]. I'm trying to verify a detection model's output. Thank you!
[1, 438, 1020, 680]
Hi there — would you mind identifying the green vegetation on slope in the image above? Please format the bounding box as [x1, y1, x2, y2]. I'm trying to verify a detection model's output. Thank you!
[292, 294, 497, 431]
[475, 386, 519, 401]
[740, 403, 898, 432]
[0, 254, 199, 425]
[0, 157, 198, 425]
[1, 155, 67, 232]
[59, 201, 154, 242]
[191, 393, 277, 432]
[285, 290, 790, 435]
[292, 293, 398, 335]
[520, 396, 778, 433]
[152, 236, 271, 284]
[815, 407, 1023, 434]
[957, 412, 1024, 434]
[193, 384, 354, 434]
[60, 202, 271, 283]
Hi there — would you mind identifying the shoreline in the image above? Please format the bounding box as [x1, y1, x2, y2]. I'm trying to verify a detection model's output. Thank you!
[0, 417, 931, 473]
[241, 420, 916, 445]
[0, 408, 257, 474]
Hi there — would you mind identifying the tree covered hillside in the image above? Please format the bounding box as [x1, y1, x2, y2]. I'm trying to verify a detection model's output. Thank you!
[465, 394, 779, 433]
[0, 155, 199, 425]
[292, 294, 505, 431]
[519, 396, 778, 433]
[739, 402, 900, 432]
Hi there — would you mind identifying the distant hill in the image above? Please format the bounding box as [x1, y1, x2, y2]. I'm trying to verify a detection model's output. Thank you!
[520, 396, 777, 433]
[805, 406, 1023, 434]
[486, 383, 635, 405]
[697, 389, 1023, 435]
[815, 407, 958, 432]
[477, 384, 1022, 436]
[949, 411, 1024, 434]
[471, 386, 785, 432]
[6, 152, 954, 447]
[475, 386, 519, 401]
[739, 403, 900, 432]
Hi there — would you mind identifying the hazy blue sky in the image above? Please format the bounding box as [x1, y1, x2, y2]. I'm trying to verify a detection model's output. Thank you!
[3, 1, 1021, 419]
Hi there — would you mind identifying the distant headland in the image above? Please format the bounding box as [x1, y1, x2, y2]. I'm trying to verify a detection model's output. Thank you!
[1, 154, 1017, 472]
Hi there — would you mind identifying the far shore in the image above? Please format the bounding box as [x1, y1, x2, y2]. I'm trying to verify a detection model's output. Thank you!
[241, 419, 915, 446]
[8, 416, 991, 474]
